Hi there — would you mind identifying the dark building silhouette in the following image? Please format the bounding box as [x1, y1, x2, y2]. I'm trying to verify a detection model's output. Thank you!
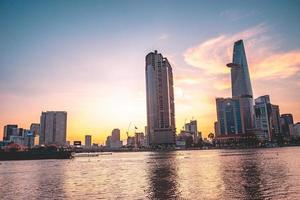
[3, 124, 18, 141]
[280, 114, 294, 136]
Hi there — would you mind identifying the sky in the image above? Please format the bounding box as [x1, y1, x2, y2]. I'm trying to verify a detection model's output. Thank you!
[1, 0, 300, 144]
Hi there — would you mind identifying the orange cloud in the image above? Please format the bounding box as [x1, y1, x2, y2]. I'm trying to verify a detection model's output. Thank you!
[183, 24, 300, 86]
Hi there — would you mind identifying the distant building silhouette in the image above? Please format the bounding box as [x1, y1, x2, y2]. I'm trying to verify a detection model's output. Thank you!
[85, 135, 92, 147]
[146, 50, 176, 147]
[30, 123, 40, 145]
[39, 111, 67, 146]
[106, 129, 122, 149]
[3, 124, 18, 141]
[227, 40, 255, 131]
[184, 120, 200, 144]
[280, 114, 294, 137]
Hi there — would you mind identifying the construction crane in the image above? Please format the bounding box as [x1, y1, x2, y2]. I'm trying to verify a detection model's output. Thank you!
[126, 122, 138, 138]
[126, 122, 132, 138]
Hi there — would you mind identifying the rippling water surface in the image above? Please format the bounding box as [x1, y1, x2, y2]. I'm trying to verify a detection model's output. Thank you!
[1, 147, 300, 199]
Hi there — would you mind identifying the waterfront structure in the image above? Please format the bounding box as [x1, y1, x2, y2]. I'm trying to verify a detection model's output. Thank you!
[145, 50, 176, 147]
[105, 136, 111, 147]
[216, 97, 244, 135]
[23, 130, 35, 148]
[106, 129, 122, 149]
[127, 136, 135, 147]
[289, 122, 300, 138]
[30, 123, 40, 145]
[135, 132, 145, 148]
[226, 40, 254, 131]
[280, 114, 294, 136]
[30, 123, 40, 136]
[184, 120, 200, 143]
[85, 135, 92, 147]
[3, 125, 18, 141]
[254, 95, 281, 141]
[39, 111, 67, 146]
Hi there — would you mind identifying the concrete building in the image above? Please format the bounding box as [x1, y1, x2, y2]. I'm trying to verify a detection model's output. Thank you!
[106, 129, 122, 149]
[3, 125, 18, 141]
[146, 50, 176, 147]
[184, 120, 200, 144]
[289, 123, 300, 138]
[39, 111, 67, 146]
[30, 123, 40, 145]
[127, 136, 135, 147]
[254, 95, 281, 141]
[227, 40, 255, 132]
[23, 130, 35, 148]
[105, 136, 111, 147]
[216, 97, 244, 135]
[85, 135, 92, 147]
[30, 123, 40, 136]
[280, 114, 294, 136]
[135, 132, 145, 148]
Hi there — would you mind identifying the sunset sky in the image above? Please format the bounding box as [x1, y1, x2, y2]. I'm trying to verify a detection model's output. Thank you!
[1, 0, 300, 144]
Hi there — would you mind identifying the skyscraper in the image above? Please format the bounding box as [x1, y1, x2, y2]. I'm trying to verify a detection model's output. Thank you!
[254, 95, 281, 141]
[39, 111, 67, 146]
[109, 128, 122, 149]
[216, 97, 244, 135]
[146, 50, 176, 147]
[85, 135, 92, 147]
[227, 40, 254, 131]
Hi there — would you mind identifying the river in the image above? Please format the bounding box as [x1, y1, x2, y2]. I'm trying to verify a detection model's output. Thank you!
[1, 147, 300, 199]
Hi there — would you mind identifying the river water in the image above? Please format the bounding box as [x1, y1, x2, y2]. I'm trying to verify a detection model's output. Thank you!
[0, 147, 300, 200]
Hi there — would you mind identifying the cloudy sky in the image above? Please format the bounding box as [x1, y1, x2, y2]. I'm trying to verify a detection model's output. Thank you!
[1, 0, 300, 143]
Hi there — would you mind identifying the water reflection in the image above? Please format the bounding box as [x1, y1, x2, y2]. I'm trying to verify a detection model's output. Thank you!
[146, 152, 181, 199]
[0, 148, 299, 199]
[241, 151, 264, 200]
[219, 150, 289, 200]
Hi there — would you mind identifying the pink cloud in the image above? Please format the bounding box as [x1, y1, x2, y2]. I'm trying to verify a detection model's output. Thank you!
[183, 24, 300, 82]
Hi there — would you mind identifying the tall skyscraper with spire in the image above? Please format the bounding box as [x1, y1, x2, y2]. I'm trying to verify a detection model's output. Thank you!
[145, 50, 176, 147]
[227, 40, 255, 131]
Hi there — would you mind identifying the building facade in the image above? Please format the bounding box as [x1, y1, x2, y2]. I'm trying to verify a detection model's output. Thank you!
[280, 114, 294, 136]
[227, 40, 254, 132]
[3, 125, 18, 141]
[254, 95, 281, 141]
[216, 97, 244, 135]
[184, 120, 200, 143]
[39, 111, 67, 146]
[145, 50, 176, 147]
[109, 129, 122, 149]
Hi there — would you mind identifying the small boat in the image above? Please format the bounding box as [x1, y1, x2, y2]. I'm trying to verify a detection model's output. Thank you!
[73, 153, 100, 157]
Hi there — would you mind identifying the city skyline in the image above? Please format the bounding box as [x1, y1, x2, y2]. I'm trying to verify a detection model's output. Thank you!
[1, 1, 300, 143]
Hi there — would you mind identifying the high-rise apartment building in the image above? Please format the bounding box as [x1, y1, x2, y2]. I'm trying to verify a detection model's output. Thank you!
[39, 111, 67, 146]
[227, 40, 254, 132]
[146, 50, 176, 147]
